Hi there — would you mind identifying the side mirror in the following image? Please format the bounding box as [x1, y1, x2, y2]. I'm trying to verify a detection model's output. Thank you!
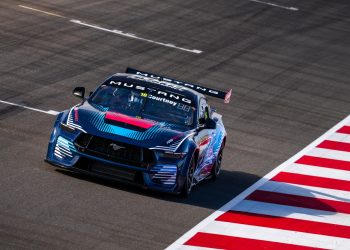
[198, 118, 216, 130]
[72, 87, 85, 99]
[198, 117, 206, 126]
[205, 118, 216, 129]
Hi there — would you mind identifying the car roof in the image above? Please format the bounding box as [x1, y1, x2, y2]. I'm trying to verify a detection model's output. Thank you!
[104, 73, 205, 102]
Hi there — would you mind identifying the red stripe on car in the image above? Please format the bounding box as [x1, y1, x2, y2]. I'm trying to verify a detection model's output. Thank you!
[105, 111, 155, 129]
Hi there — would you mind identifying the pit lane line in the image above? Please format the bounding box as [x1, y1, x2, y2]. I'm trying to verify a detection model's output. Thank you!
[249, 0, 299, 11]
[18, 5, 202, 54]
[0, 99, 59, 115]
[18, 5, 66, 18]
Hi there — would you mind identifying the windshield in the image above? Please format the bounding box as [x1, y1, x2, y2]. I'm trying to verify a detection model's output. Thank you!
[89, 85, 195, 127]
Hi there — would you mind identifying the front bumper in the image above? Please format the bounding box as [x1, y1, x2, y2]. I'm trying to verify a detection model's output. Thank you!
[46, 132, 185, 194]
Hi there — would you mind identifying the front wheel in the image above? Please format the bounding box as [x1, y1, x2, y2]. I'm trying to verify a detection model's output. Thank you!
[180, 156, 196, 197]
[211, 148, 223, 180]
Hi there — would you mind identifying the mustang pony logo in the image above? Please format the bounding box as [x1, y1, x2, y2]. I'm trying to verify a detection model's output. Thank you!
[109, 143, 125, 151]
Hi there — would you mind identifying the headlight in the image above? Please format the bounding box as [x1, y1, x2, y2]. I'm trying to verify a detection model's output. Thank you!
[60, 122, 76, 133]
[159, 151, 186, 159]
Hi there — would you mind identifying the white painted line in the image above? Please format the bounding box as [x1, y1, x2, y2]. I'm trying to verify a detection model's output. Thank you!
[202, 220, 350, 250]
[284, 163, 350, 181]
[47, 110, 60, 115]
[18, 4, 202, 54]
[70, 19, 203, 54]
[249, 0, 299, 11]
[233, 200, 350, 226]
[259, 181, 350, 202]
[18, 5, 66, 18]
[307, 147, 350, 162]
[173, 246, 213, 250]
[0, 100, 59, 116]
[166, 115, 350, 249]
[328, 132, 350, 144]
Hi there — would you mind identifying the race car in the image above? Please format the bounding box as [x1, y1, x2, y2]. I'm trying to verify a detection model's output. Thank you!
[46, 68, 231, 196]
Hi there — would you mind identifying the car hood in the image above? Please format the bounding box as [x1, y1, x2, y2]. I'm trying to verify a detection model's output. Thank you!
[66, 101, 193, 149]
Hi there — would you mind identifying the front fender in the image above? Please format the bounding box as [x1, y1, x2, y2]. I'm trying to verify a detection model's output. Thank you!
[177, 138, 197, 177]
[46, 109, 81, 165]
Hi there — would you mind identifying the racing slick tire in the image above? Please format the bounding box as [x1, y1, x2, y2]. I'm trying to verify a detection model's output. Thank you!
[211, 147, 223, 180]
[180, 156, 196, 197]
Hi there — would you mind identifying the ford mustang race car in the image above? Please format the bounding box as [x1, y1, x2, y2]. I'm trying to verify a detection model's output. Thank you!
[46, 68, 231, 196]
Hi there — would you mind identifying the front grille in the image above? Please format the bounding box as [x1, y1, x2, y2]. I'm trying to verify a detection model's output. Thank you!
[74, 133, 155, 168]
[75, 158, 144, 184]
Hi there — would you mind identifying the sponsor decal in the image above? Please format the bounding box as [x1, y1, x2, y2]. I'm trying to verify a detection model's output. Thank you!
[125, 68, 232, 103]
[131, 71, 220, 95]
[108, 80, 193, 105]
[148, 94, 177, 106]
[127, 75, 187, 91]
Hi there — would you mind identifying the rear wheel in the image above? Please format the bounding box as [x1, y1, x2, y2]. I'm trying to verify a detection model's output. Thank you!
[211, 148, 223, 180]
[181, 156, 196, 197]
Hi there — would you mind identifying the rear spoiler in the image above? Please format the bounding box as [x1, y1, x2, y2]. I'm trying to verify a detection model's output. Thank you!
[126, 68, 232, 103]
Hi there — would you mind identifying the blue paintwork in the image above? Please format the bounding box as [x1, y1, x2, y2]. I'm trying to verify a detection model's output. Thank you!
[46, 73, 227, 194]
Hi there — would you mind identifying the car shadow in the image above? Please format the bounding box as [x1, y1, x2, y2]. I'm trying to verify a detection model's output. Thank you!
[55, 168, 339, 216]
[56, 168, 257, 208]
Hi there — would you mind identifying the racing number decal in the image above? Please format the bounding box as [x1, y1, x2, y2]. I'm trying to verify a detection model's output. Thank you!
[177, 103, 190, 112]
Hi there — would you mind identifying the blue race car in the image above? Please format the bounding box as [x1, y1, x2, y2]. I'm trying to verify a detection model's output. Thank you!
[46, 68, 231, 196]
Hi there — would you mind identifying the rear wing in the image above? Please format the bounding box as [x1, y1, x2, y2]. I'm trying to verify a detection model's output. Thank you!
[126, 68, 232, 103]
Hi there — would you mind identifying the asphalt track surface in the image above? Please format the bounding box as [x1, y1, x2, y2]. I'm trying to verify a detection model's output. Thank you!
[0, 0, 349, 249]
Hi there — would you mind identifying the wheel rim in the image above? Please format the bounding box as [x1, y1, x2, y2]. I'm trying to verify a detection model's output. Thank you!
[187, 161, 195, 193]
[215, 151, 223, 176]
